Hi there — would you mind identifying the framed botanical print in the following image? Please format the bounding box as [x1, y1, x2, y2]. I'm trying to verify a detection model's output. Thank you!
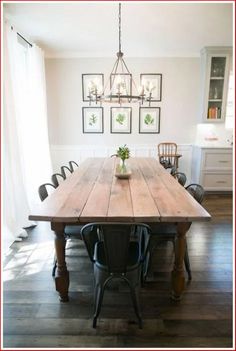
[82, 107, 104, 133]
[110, 74, 132, 95]
[82, 74, 104, 101]
[140, 74, 162, 102]
[110, 107, 132, 134]
[139, 107, 160, 134]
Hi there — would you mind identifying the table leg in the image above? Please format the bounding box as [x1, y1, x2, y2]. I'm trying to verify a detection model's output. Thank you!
[51, 222, 69, 302]
[171, 222, 191, 300]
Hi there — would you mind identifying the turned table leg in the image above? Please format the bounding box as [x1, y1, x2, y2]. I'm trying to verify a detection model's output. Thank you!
[171, 222, 191, 300]
[51, 222, 69, 302]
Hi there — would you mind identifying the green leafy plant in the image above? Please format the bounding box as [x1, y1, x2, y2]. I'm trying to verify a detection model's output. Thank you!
[144, 113, 154, 125]
[111, 145, 130, 174]
[111, 144, 130, 173]
[89, 114, 97, 126]
[116, 113, 126, 125]
[116, 144, 130, 161]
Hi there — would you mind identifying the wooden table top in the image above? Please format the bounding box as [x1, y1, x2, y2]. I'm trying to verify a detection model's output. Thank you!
[29, 157, 211, 224]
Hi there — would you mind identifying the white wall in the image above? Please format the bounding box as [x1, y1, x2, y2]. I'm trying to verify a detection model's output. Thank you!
[44, 56, 231, 182]
[45, 57, 200, 146]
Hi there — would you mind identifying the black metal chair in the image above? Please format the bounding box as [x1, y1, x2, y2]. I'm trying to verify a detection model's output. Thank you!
[51, 173, 65, 188]
[61, 165, 73, 178]
[38, 183, 83, 277]
[81, 222, 150, 329]
[185, 183, 205, 203]
[38, 183, 56, 201]
[173, 172, 187, 186]
[69, 160, 79, 172]
[145, 183, 205, 281]
[170, 166, 177, 176]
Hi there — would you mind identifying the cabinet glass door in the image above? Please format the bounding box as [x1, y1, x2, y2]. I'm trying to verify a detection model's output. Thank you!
[207, 57, 226, 120]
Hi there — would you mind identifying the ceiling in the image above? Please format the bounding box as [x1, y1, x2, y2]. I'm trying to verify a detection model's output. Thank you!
[3, 2, 233, 58]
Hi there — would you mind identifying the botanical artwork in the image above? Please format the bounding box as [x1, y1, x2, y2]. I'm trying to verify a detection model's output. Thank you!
[140, 74, 162, 101]
[111, 107, 132, 133]
[139, 107, 160, 134]
[144, 113, 154, 125]
[82, 74, 104, 101]
[82, 107, 104, 133]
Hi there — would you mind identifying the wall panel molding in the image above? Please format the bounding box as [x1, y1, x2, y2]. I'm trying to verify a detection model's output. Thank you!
[50, 144, 193, 183]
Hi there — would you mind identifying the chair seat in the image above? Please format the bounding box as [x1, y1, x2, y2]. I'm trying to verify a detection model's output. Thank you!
[95, 241, 141, 272]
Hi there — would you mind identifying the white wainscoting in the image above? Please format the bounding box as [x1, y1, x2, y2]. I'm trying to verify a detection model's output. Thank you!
[50, 144, 193, 185]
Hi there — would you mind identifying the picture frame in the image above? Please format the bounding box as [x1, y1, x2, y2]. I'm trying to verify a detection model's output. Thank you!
[110, 107, 132, 134]
[139, 107, 161, 134]
[110, 73, 132, 95]
[82, 107, 104, 133]
[82, 74, 104, 101]
[140, 74, 162, 102]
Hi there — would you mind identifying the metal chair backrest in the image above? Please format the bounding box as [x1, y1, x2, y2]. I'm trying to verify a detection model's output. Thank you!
[170, 166, 177, 175]
[51, 173, 65, 188]
[173, 172, 187, 186]
[69, 161, 79, 172]
[38, 183, 56, 202]
[61, 165, 72, 178]
[81, 222, 150, 274]
[185, 184, 205, 204]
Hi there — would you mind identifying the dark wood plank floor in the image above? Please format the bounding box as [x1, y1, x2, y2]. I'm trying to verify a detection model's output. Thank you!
[3, 194, 233, 348]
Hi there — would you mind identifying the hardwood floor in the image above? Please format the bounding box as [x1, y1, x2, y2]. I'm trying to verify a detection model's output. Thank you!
[3, 194, 233, 348]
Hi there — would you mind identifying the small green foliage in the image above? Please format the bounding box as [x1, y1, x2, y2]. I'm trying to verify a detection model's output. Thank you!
[89, 114, 97, 126]
[144, 113, 154, 125]
[116, 113, 126, 125]
[116, 144, 130, 161]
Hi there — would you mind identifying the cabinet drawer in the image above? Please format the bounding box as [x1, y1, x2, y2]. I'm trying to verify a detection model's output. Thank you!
[203, 152, 232, 169]
[202, 173, 232, 189]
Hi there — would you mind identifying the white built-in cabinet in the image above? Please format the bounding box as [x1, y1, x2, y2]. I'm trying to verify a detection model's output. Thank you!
[192, 146, 233, 191]
[200, 47, 232, 123]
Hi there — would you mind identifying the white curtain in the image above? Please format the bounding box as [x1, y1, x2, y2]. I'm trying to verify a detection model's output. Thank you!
[3, 22, 52, 254]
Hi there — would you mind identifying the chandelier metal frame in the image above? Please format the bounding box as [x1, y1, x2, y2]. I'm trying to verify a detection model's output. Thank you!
[87, 3, 154, 106]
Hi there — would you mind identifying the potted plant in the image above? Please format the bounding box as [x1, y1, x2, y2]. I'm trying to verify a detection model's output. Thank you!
[112, 144, 130, 175]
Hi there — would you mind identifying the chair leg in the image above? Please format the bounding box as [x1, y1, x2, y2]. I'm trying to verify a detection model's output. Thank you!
[129, 284, 143, 329]
[141, 250, 150, 285]
[52, 256, 57, 277]
[93, 283, 105, 328]
[184, 243, 192, 280]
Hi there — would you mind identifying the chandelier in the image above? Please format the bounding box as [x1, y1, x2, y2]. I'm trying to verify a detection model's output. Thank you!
[87, 3, 155, 106]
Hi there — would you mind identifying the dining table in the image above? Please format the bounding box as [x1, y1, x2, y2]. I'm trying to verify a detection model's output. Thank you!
[29, 157, 211, 302]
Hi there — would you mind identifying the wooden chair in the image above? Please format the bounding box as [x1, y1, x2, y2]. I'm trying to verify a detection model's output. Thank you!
[38, 182, 83, 277]
[81, 222, 150, 329]
[158, 142, 182, 170]
[69, 161, 79, 172]
[145, 183, 205, 281]
[51, 173, 65, 188]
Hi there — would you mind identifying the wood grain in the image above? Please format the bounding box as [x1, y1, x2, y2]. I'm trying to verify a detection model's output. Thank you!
[29, 157, 211, 223]
[3, 194, 232, 348]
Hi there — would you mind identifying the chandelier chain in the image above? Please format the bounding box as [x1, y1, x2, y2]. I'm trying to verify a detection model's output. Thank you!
[87, 2, 154, 106]
[119, 3, 121, 53]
